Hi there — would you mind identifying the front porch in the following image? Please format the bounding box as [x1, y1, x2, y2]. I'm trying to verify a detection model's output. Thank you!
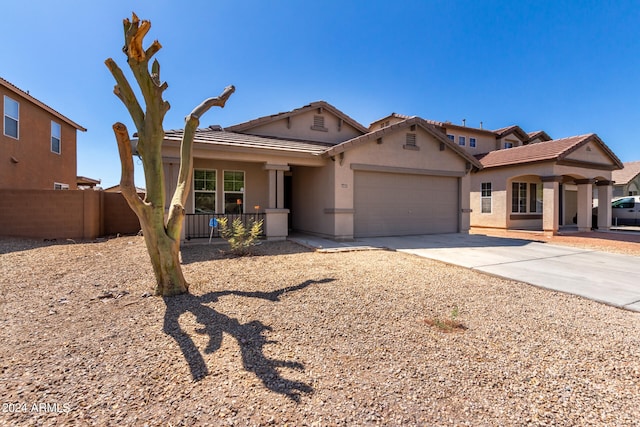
[513, 175, 613, 235]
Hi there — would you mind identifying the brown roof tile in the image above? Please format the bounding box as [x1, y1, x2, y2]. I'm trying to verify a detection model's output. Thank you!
[164, 128, 332, 155]
[493, 125, 529, 142]
[612, 161, 640, 185]
[527, 130, 552, 141]
[476, 134, 623, 169]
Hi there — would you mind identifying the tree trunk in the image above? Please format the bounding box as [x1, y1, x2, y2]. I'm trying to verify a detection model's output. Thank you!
[106, 13, 233, 296]
[140, 217, 188, 296]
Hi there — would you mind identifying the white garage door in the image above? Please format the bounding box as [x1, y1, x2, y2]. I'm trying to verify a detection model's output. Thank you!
[354, 171, 459, 237]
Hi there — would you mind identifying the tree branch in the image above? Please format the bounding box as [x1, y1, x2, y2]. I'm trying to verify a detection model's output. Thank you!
[189, 85, 236, 119]
[166, 85, 236, 237]
[145, 40, 162, 61]
[124, 13, 151, 62]
[112, 122, 146, 215]
[105, 58, 145, 132]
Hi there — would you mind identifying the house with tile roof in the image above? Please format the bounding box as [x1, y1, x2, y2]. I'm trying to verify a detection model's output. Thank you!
[445, 124, 622, 234]
[372, 113, 623, 234]
[161, 101, 480, 240]
[1, 77, 86, 190]
[161, 101, 623, 240]
[612, 161, 640, 197]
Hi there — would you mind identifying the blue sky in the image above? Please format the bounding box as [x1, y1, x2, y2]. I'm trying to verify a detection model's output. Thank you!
[2, 0, 639, 188]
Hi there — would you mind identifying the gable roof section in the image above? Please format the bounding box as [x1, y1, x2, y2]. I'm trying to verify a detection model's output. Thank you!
[476, 134, 623, 170]
[0, 77, 86, 131]
[493, 125, 529, 142]
[369, 112, 415, 129]
[226, 101, 368, 135]
[612, 161, 640, 185]
[322, 117, 482, 169]
[164, 127, 332, 155]
[527, 130, 552, 142]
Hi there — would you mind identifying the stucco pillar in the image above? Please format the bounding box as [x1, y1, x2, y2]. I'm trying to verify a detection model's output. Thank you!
[263, 164, 289, 209]
[263, 164, 290, 240]
[575, 179, 595, 232]
[459, 174, 471, 233]
[276, 170, 285, 209]
[541, 176, 562, 236]
[267, 169, 276, 209]
[596, 180, 613, 230]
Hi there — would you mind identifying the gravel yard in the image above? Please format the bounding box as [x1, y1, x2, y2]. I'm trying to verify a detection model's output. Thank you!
[1, 234, 639, 426]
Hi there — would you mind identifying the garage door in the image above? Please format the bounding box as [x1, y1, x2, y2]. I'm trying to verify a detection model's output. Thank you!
[354, 171, 459, 237]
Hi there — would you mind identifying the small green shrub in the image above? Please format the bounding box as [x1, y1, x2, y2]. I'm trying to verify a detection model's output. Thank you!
[217, 217, 263, 255]
[424, 305, 467, 333]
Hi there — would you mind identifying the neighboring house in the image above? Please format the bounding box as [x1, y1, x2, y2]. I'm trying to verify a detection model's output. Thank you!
[1, 77, 86, 190]
[77, 176, 101, 189]
[370, 114, 623, 234]
[104, 184, 146, 194]
[612, 161, 640, 197]
[161, 101, 481, 240]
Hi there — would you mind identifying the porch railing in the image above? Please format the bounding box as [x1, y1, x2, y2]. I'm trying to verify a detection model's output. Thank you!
[184, 213, 266, 240]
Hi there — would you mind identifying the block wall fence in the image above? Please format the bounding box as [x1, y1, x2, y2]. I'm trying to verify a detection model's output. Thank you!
[0, 190, 142, 240]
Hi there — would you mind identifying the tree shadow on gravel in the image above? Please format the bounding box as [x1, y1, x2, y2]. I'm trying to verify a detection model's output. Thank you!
[163, 278, 334, 402]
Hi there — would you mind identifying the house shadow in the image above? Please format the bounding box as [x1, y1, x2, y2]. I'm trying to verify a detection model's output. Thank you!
[162, 278, 334, 402]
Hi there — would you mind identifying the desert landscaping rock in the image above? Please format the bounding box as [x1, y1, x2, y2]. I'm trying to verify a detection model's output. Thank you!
[0, 235, 639, 426]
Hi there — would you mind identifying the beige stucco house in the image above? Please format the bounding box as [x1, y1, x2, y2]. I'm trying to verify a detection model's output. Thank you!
[370, 114, 623, 235]
[162, 102, 623, 240]
[612, 161, 640, 197]
[437, 123, 621, 235]
[161, 102, 481, 240]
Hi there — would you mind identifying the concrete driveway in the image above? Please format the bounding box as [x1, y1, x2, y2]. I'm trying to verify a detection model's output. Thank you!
[291, 233, 640, 312]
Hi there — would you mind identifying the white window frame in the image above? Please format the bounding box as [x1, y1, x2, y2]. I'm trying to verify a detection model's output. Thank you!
[223, 170, 245, 214]
[51, 121, 61, 154]
[193, 169, 217, 213]
[458, 136, 466, 146]
[481, 182, 492, 213]
[504, 141, 514, 149]
[512, 182, 527, 213]
[3, 96, 19, 139]
[469, 137, 477, 148]
[511, 181, 542, 213]
[529, 183, 543, 213]
[447, 134, 455, 141]
[54, 182, 69, 190]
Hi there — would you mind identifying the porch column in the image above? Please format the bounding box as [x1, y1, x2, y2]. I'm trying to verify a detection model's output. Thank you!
[596, 180, 613, 230]
[575, 179, 595, 232]
[541, 176, 562, 236]
[263, 164, 290, 240]
[263, 164, 289, 209]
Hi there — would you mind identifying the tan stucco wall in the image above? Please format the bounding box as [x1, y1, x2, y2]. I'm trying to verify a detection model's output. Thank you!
[244, 110, 363, 144]
[164, 159, 271, 215]
[347, 127, 468, 170]
[470, 161, 613, 230]
[565, 142, 615, 166]
[340, 127, 471, 236]
[1, 87, 78, 189]
[186, 159, 269, 214]
[442, 126, 498, 155]
[291, 163, 335, 236]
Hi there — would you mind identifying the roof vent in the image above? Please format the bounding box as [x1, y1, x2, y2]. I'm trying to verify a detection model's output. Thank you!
[208, 125, 223, 131]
